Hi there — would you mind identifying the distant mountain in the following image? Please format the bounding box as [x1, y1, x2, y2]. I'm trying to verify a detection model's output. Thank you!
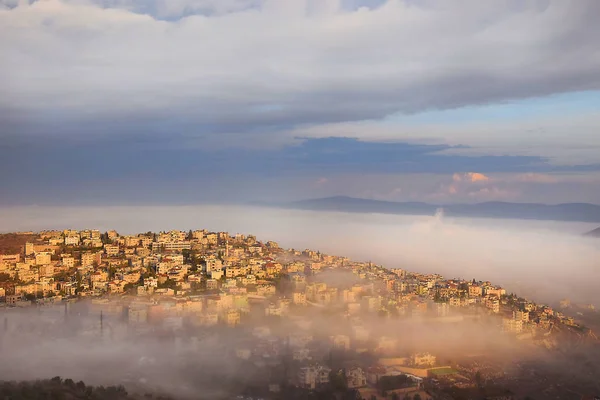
[586, 227, 600, 237]
[279, 196, 600, 223]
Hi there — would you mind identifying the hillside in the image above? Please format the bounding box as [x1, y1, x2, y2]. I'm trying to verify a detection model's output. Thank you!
[586, 227, 600, 237]
[0, 233, 35, 254]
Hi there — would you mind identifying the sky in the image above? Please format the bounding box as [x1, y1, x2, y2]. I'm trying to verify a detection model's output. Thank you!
[1, 0, 600, 205]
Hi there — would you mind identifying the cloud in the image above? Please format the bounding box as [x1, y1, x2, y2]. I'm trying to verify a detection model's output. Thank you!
[513, 172, 559, 183]
[2, 0, 600, 142]
[315, 177, 329, 185]
[435, 172, 515, 202]
[452, 172, 490, 183]
[2, 136, 600, 205]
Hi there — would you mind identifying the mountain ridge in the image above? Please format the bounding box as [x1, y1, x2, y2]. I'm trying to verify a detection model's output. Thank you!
[273, 196, 600, 223]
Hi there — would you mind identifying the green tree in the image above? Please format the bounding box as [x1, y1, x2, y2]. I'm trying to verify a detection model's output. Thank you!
[123, 283, 136, 292]
[413, 395, 421, 400]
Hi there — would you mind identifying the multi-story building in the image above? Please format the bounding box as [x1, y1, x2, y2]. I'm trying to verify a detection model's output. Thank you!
[34, 252, 52, 266]
[298, 365, 331, 389]
[64, 235, 80, 246]
[104, 244, 120, 256]
[292, 291, 307, 305]
[151, 241, 192, 252]
[81, 252, 101, 267]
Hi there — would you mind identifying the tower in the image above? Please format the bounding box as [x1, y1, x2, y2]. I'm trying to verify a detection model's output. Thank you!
[25, 242, 34, 256]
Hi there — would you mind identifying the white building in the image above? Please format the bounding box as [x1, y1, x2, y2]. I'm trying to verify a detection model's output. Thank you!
[298, 365, 331, 389]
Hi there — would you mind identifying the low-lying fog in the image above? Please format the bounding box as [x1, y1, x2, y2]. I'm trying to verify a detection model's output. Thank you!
[1, 204, 599, 306]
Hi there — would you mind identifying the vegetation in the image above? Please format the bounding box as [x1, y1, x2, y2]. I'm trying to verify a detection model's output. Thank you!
[0, 377, 174, 400]
[377, 374, 413, 392]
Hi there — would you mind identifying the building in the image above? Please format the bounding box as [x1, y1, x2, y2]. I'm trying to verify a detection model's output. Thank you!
[151, 241, 192, 252]
[81, 252, 102, 267]
[513, 310, 529, 322]
[298, 365, 331, 389]
[25, 242, 35, 256]
[225, 309, 241, 327]
[435, 302, 450, 317]
[292, 291, 307, 305]
[346, 367, 367, 388]
[330, 335, 351, 350]
[128, 307, 148, 324]
[61, 255, 75, 268]
[64, 235, 80, 246]
[34, 252, 52, 266]
[468, 285, 483, 297]
[503, 318, 524, 333]
[411, 353, 436, 367]
[104, 244, 120, 256]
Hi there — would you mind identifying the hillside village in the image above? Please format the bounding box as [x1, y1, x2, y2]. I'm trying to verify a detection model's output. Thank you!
[1, 229, 599, 400]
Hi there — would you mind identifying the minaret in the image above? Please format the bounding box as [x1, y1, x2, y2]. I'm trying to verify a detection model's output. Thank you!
[225, 241, 229, 258]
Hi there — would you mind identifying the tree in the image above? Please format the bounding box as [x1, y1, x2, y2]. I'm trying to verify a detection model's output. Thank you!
[123, 283, 136, 292]
[475, 370, 482, 387]
[329, 370, 347, 391]
[413, 395, 421, 400]
[391, 393, 400, 400]
[100, 232, 111, 245]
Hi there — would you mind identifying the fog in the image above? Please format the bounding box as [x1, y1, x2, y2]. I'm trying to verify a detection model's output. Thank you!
[2, 204, 600, 397]
[2, 205, 599, 306]
[0, 299, 571, 399]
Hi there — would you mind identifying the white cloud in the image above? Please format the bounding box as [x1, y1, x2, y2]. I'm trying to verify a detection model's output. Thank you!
[2, 0, 600, 141]
[452, 172, 490, 183]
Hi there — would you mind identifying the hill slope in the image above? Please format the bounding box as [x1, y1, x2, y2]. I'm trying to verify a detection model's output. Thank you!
[586, 227, 600, 237]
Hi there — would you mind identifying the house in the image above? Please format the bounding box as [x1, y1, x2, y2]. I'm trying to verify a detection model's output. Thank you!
[128, 307, 148, 324]
[411, 353, 436, 367]
[366, 365, 387, 385]
[293, 291, 307, 305]
[61, 255, 75, 268]
[34, 252, 52, 266]
[330, 334, 351, 350]
[298, 365, 331, 389]
[104, 244, 120, 256]
[225, 309, 241, 327]
[346, 367, 367, 388]
[293, 348, 311, 361]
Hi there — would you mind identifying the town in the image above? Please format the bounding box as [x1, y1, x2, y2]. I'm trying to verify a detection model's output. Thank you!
[1, 229, 599, 400]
